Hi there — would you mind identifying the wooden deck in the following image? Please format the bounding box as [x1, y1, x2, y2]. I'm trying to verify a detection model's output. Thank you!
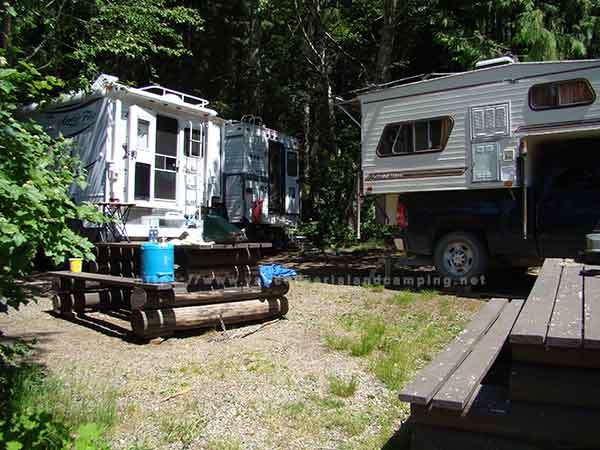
[510, 259, 600, 366]
[400, 258, 600, 449]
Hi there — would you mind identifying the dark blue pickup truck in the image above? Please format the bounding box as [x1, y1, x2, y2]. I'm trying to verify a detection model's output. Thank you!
[393, 162, 600, 279]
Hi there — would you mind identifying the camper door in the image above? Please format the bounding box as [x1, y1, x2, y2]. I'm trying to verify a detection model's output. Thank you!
[182, 120, 205, 217]
[126, 107, 179, 205]
[285, 149, 300, 215]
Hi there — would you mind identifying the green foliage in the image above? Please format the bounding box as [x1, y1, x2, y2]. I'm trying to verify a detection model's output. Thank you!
[72, 0, 204, 81]
[328, 375, 358, 398]
[0, 346, 114, 450]
[517, 6, 559, 60]
[8, 0, 203, 87]
[0, 61, 102, 310]
[325, 291, 478, 391]
[350, 321, 386, 357]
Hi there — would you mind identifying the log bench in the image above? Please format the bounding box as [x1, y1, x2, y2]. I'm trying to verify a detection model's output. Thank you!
[48, 270, 289, 339]
[402, 258, 600, 449]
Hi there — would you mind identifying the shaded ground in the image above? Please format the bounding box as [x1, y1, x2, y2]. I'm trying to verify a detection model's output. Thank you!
[0, 250, 535, 450]
[263, 248, 536, 299]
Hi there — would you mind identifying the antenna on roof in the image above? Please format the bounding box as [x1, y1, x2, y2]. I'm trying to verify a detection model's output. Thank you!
[475, 55, 516, 69]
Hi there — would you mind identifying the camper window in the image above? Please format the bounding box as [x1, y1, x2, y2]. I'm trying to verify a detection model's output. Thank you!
[287, 151, 298, 177]
[377, 117, 452, 157]
[184, 127, 203, 157]
[137, 120, 150, 149]
[529, 79, 595, 110]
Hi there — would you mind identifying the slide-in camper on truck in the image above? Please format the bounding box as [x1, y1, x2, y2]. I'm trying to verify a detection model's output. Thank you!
[34, 75, 299, 241]
[359, 57, 600, 279]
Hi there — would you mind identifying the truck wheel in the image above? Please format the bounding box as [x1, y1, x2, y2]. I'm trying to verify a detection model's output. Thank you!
[434, 232, 488, 280]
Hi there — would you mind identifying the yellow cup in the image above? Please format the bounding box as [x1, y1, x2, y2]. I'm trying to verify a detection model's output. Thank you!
[69, 258, 83, 273]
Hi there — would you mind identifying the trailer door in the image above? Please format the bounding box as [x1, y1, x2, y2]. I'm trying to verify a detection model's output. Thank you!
[268, 140, 284, 213]
[127, 106, 156, 203]
[285, 149, 300, 215]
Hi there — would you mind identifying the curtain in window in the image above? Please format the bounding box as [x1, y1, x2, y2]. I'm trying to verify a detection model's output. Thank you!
[531, 84, 557, 108]
[439, 118, 451, 148]
[559, 80, 592, 105]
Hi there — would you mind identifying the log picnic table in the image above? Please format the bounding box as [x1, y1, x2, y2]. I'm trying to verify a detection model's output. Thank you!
[399, 258, 600, 449]
[48, 240, 289, 340]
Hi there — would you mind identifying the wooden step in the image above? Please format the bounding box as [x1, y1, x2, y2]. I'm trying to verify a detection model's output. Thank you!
[399, 298, 507, 405]
[431, 299, 523, 410]
[510, 363, 600, 409]
[412, 384, 600, 447]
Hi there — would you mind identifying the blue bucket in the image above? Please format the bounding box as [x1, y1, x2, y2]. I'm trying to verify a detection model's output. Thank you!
[141, 242, 174, 283]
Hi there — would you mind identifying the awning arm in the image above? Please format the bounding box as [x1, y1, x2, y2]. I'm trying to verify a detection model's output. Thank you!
[332, 96, 361, 128]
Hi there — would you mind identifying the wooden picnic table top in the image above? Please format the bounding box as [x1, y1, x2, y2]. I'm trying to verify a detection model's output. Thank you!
[510, 258, 600, 350]
[47, 271, 177, 291]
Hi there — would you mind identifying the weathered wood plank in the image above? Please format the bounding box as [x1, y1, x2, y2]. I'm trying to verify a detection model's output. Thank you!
[48, 271, 177, 290]
[510, 258, 563, 345]
[547, 263, 584, 348]
[412, 385, 600, 447]
[511, 342, 600, 368]
[583, 266, 600, 349]
[510, 363, 600, 409]
[399, 298, 507, 405]
[431, 299, 524, 411]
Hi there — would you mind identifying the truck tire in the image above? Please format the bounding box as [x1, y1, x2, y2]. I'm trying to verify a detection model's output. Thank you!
[434, 232, 488, 281]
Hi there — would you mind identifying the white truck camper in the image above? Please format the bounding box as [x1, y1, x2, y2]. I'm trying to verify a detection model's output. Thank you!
[356, 58, 600, 277]
[34, 75, 300, 241]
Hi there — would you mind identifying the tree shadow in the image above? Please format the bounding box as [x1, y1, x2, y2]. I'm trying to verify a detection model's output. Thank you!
[265, 250, 538, 300]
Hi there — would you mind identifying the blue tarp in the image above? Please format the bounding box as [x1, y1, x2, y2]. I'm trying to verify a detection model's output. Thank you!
[259, 264, 297, 288]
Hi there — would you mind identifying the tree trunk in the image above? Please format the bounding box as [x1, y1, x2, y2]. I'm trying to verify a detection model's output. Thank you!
[375, 0, 399, 84]
[131, 297, 289, 338]
[240, 0, 263, 115]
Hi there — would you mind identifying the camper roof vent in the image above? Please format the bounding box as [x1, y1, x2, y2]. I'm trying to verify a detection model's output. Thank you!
[137, 85, 210, 108]
[475, 56, 515, 70]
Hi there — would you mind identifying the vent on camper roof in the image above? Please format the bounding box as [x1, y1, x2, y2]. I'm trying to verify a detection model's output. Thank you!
[475, 56, 515, 70]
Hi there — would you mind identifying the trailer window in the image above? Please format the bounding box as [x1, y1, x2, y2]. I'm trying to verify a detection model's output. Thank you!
[377, 117, 453, 157]
[287, 151, 298, 177]
[184, 126, 203, 157]
[529, 79, 595, 110]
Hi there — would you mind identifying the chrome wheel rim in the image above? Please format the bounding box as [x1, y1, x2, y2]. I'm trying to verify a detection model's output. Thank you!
[442, 242, 474, 277]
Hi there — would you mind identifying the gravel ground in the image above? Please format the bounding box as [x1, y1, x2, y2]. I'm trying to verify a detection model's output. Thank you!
[0, 272, 483, 450]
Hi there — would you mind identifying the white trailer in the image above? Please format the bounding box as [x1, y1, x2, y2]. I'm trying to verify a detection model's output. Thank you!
[223, 116, 300, 237]
[34, 75, 299, 240]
